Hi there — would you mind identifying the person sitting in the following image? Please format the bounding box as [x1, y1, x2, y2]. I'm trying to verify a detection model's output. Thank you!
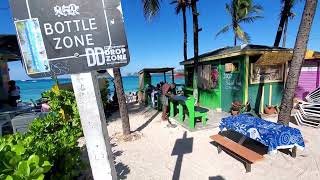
[151, 84, 161, 108]
[41, 99, 50, 112]
[8, 80, 21, 107]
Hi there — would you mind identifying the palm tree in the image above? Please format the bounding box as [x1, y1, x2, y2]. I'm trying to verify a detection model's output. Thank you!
[142, 0, 162, 20]
[170, 0, 189, 62]
[278, 0, 318, 125]
[190, 0, 200, 104]
[274, 0, 296, 47]
[216, 0, 263, 46]
[113, 68, 131, 135]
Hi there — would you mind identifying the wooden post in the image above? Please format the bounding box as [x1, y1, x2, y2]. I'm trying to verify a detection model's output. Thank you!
[172, 70, 175, 84]
[71, 72, 117, 180]
[164, 72, 167, 83]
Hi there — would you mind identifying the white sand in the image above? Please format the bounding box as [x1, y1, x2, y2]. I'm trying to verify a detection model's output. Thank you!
[107, 104, 320, 180]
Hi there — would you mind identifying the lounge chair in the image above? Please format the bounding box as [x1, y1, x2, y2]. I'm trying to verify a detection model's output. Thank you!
[305, 87, 320, 103]
[0, 114, 11, 136]
[294, 102, 320, 128]
[11, 112, 43, 134]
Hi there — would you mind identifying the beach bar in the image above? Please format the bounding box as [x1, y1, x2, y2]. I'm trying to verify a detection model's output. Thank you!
[180, 44, 294, 113]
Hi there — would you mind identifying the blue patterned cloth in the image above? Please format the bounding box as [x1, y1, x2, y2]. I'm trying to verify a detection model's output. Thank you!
[219, 114, 305, 154]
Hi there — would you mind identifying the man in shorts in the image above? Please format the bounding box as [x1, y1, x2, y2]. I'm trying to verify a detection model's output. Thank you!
[161, 83, 176, 120]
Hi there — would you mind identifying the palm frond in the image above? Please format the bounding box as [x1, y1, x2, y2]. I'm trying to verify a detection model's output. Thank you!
[243, 32, 251, 43]
[225, 4, 233, 16]
[142, 0, 161, 20]
[251, 5, 263, 13]
[216, 24, 232, 38]
[239, 15, 263, 23]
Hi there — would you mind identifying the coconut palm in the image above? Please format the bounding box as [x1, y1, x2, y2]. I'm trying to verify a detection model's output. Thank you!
[142, 0, 162, 20]
[170, 0, 190, 62]
[190, 0, 200, 104]
[278, 0, 318, 125]
[274, 0, 296, 47]
[216, 0, 263, 46]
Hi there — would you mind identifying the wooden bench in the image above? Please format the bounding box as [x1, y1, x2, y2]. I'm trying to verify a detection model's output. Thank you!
[210, 134, 264, 173]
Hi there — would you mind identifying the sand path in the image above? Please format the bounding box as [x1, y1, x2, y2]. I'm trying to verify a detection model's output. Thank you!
[107, 103, 320, 180]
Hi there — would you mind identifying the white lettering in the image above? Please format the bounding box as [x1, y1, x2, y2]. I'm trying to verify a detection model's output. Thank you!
[82, 20, 89, 31]
[73, 19, 81, 31]
[54, 22, 64, 34]
[74, 35, 84, 47]
[94, 47, 105, 66]
[44, 23, 53, 35]
[64, 21, 72, 32]
[53, 38, 62, 49]
[63, 36, 73, 48]
[86, 34, 94, 46]
[86, 48, 96, 67]
[89, 18, 97, 30]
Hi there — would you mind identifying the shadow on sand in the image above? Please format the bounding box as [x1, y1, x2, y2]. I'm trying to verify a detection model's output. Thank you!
[171, 131, 194, 180]
[111, 142, 130, 179]
[208, 176, 226, 180]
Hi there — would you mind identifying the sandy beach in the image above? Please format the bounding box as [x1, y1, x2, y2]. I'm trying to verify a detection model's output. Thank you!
[106, 103, 320, 180]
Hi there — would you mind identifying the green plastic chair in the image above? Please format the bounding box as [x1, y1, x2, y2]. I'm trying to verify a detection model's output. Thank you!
[185, 97, 208, 129]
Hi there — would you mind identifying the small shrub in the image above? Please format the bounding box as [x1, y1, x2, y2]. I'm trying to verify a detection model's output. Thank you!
[1, 87, 84, 179]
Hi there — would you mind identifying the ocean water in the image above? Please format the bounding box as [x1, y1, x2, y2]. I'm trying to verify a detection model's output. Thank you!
[16, 75, 184, 102]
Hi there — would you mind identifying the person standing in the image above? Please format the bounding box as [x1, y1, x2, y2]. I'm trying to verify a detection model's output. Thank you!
[8, 80, 21, 107]
[161, 83, 176, 120]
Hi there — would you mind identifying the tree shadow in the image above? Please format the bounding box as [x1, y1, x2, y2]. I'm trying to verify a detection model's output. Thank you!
[111, 142, 131, 179]
[208, 176, 226, 180]
[171, 131, 193, 180]
[134, 111, 160, 132]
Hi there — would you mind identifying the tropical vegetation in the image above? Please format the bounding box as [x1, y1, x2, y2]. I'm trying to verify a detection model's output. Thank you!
[0, 87, 84, 179]
[274, 0, 297, 47]
[216, 0, 263, 46]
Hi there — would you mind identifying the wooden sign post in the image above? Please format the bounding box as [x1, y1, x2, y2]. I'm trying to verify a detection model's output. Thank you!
[9, 0, 130, 179]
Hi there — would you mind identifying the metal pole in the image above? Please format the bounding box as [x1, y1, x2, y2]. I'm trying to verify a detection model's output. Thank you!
[71, 72, 117, 180]
[172, 70, 175, 84]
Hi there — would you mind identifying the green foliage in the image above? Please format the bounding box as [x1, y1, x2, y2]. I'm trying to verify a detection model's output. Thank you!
[0, 136, 51, 180]
[100, 79, 111, 109]
[216, 0, 263, 45]
[1, 88, 84, 179]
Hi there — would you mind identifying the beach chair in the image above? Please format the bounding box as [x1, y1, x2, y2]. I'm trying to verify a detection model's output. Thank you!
[0, 114, 11, 136]
[305, 87, 320, 103]
[11, 113, 42, 134]
[184, 97, 208, 129]
[294, 102, 320, 128]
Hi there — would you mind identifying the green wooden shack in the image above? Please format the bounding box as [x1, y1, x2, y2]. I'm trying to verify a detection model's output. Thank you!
[180, 44, 293, 113]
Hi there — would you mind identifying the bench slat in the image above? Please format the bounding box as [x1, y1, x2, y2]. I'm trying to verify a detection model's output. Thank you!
[210, 134, 264, 163]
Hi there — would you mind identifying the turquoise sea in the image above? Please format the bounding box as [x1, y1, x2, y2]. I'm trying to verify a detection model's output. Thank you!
[16, 75, 185, 102]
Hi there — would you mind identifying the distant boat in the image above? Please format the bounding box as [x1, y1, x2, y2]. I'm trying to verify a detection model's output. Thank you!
[174, 73, 184, 79]
[21, 80, 27, 82]
[32, 80, 37, 82]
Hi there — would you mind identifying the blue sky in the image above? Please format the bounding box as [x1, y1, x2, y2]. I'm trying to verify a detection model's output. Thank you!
[1, 0, 320, 80]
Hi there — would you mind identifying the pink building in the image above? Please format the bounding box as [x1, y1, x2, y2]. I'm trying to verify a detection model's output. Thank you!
[295, 51, 320, 100]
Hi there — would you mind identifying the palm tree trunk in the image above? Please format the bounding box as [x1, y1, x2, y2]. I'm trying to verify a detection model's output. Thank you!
[278, 0, 318, 125]
[234, 33, 237, 46]
[282, 18, 288, 48]
[113, 68, 131, 135]
[182, 6, 188, 62]
[191, 0, 199, 104]
[274, 0, 291, 47]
